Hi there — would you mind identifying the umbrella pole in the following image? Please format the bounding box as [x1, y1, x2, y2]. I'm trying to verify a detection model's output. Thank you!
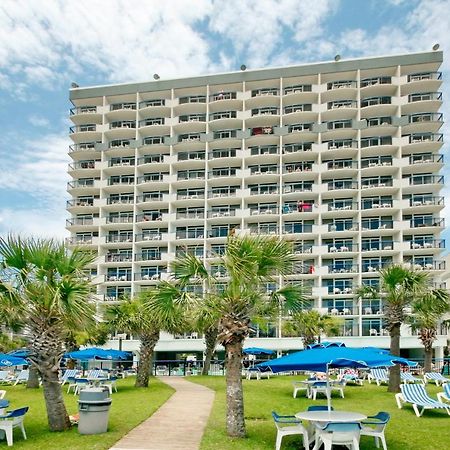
[326, 364, 332, 411]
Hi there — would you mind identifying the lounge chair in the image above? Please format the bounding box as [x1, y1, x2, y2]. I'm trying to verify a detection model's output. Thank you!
[13, 370, 29, 386]
[0, 373, 13, 386]
[310, 382, 329, 400]
[437, 383, 450, 403]
[331, 379, 346, 398]
[60, 369, 79, 385]
[0, 390, 6, 400]
[395, 384, 450, 417]
[339, 369, 364, 386]
[401, 372, 424, 385]
[0, 406, 29, 446]
[293, 381, 308, 398]
[360, 411, 390, 450]
[424, 372, 450, 386]
[368, 369, 389, 386]
[314, 422, 361, 450]
[86, 369, 105, 379]
[100, 376, 118, 394]
[272, 411, 309, 450]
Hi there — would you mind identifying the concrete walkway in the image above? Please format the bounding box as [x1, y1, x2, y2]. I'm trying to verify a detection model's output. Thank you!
[110, 377, 214, 450]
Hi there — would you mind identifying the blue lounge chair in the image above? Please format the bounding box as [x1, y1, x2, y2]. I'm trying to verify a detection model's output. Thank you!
[401, 372, 423, 385]
[424, 372, 450, 386]
[13, 370, 29, 386]
[437, 383, 450, 403]
[60, 369, 79, 385]
[361, 412, 390, 450]
[395, 384, 450, 417]
[272, 411, 309, 450]
[368, 369, 388, 386]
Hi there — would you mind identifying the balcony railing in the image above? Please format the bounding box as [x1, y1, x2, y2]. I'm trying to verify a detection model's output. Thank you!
[179, 96, 206, 104]
[69, 142, 99, 152]
[360, 96, 391, 108]
[137, 193, 164, 203]
[284, 104, 312, 114]
[327, 161, 357, 170]
[328, 243, 358, 252]
[213, 130, 238, 139]
[107, 197, 134, 205]
[327, 80, 357, 90]
[176, 211, 204, 219]
[327, 140, 357, 150]
[408, 92, 442, 102]
[208, 209, 236, 218]
[143, 136, 167, 145]
[210, 92, 237, 101]
[136, 212, 165, 222]
[176, 230, 205, 239]
[110, 102, 136, 111]
[410, 239, 444, 250]
[70, 106, 98, 115]
[410, 217, 444, 228]
[361, 220, 393, 230]
[139, 118, 165, 127]
[327, 120, 352, 130]
[210, 148, 237, 159]
[106, 274, 132, 282]
[208, 189, 237, 198]
[288, 123, 313, 133]
[409, 175, 444, 186]
[405, 260, 446, 271]
[135, 252, 163, 261]
[284, 84, 312, 95]
[283, 183, 312, 193]
[140, 99, 166, 107]
[178, 171, 205, 180]
[210, 168, 238, 178]
[178, 133, 201, 142]
[360, 76, 391, 87]
[327, 100, 357, 110]
[328, 202, 356, 211]
[135, 233, 163, 241]
[283, 224, 313, 234]
[250, 166, 278, 175]
[179, 114, 206, 123]
[361, 179, 393, 189]
[106, 235, 133, 243]
[284, 163, 313, 173]
[67, 179, 95, 188]
[251, 88, 279, 97]
[106, 216, 134, 224]
[69, 161, 97, 170]
[66, 236, 94, 245]
[177, 192, 205, 200]
[138, 155, 164, 165]
[361, 136, 392, 147]
[327, 265, 358, 274]
[105, 254, 133, 262]
[409, 196, 444, 207]
[283, 143, 313, 153]
[328, 181, 358, 191]
[138, 174, 167, 183]
[328, 222, 359, 232]
[249, 226, 279, 235]
[250, 186, 279, 195]
[67, 198, 94, 207]
[361, 241, 394, 251]
[110, 139, 132, 148]
[407, 72, 442, 82]
[362, 199, 393, 209]
[109, 121, 136, 129]
[66, 217, 94, 226]
[70, 125, 96, 133]
[366, 116, 392, 127]
[251, 107, 279, 116]
[407, 133, 443, 144]
[250, 206, 278, 215]
[408, 112, 443, 124]
[361, 157, 392, 168]
[108, 177, 134, 186]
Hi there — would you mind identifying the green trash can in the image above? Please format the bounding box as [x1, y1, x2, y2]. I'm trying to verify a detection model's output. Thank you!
[78, 388, 112, 434]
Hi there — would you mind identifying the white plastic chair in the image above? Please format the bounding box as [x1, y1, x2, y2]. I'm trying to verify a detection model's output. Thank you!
[0, 407, 28, 446]
[272, 411, 309, 450]
[292, 381, 308, 398]
[331, 379, 346, 398]
[311, 382, 329, 400]
[314, 422, 361, 450]
[360, 411, 390, 450]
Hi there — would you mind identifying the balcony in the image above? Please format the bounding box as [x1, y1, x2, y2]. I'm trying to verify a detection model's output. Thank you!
[177, 191, 205, 200]
[409, 196, 444, 207]
[284, 162, 313, 173]
[137, 173, 168, 184]
[142, 136, 168, 146]
[109, 121, 136, 129]
[361, 156, 392, 169]
[178, 133, 202, 143]
[208, 188, 238, 199]
[250, 206, 279, 216]
[403, 112, 443, 133]
[179, 114, 206, 123]
[70, 106, 98, 115]
[360, 96, 391, 108]
[328, 243, 358, 253]
[67, 179, 96, 189]
[249, 226, 279, 235]
[177, 151, 205, 162]
[327, 222, 359, 232]
[408, 175, 444, 187]
[251, 88, 279, 97]
[140, 99, 166, 108]
[135, 232, 163, 242]
[69, 142, 99, 153]
[105, 253, 133, 263]
[66, 236, 96, 245]
[70, 124, 97, 133]
[410, 217, 444, 229]
[361, 178, 393, 189]
[135, 273, 163, 281]
[209, 168, 238, 179]
[361, 76, 392, 88]
[67, 198, 94, 208]
[139, 118, 165, 127]
[106, 216, 134, 224]
[138, 154, 166, 165]
[326, 264, 358, 274]
[361, 136, 392, 148]
[403, 91, 442, 114]
[66, 217, 94, 226]
[361, 199, 393, 210]
[327, 80, 357, 90]
[106, 273, 132, 282]
[327, 180, 358, 191]
[208, 209, 237, 218]
[68, 161, 97, 171]
[209, 148, 238, 159]
[283, 223, 313, 234]
[110, 102, 136, 111]
[179, 96, 206, 104]
[107, 196, 134, 205]
[108, 177, 134, 186]
[361, 241, 394, 252]
[287, 123, 313, 133]
[282, 143, 313, 155]
[176, 230, 205, 239]
[176, 211, 205, 220]
[283, 183, 312, 194]
[210, 92, 237, 102]
[361, 219, 393, 231]
[327, 202, 356, 212]
[177, 170, 205, 181]
[409, 239, 444, 250]
[405, 260, 446, 271]
[106, 235, 133, 243]
[406, 133, 443, 146]
[326, 160, 357, 171]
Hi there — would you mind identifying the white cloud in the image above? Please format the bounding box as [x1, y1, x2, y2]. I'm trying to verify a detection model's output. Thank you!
[0, 207, 67, 240]
[28, 115, 50, 127]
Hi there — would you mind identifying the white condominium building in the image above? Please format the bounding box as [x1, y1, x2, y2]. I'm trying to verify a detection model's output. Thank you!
[67, 51, 446, 357]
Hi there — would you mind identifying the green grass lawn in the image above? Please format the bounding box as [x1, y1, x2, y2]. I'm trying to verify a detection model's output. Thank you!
[1, 377, 174, 449]
[191, 376, 450, 450]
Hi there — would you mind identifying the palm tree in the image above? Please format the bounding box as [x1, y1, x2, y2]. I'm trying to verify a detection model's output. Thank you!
[107, 291, 186, 388]
[409, 288, 450, 372]
[146, 235, 306, 437]
[284, 310, 341, 347]
[358, 264, 428, 392]
[0, 236, 95, 431]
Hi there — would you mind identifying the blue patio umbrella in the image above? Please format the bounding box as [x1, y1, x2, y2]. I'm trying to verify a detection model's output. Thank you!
[243, 347, 275, 356]
[65, 347, 131, 361]
[0, 353, 28, 367]
[257, 346, 416, 409]
[7, 349, 30, 358]
[306, 342, 346, 350]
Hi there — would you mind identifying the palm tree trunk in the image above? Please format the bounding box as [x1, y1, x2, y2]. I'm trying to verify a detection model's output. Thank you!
[202, 325, 218, 376]
[224, 340, 246, 437]
[41, 369, 71, 431]
[135, 329, 159, 388]
[424, 344, 433, 373]
[388, 323, 401, 393]
[26, 365, 40, 389]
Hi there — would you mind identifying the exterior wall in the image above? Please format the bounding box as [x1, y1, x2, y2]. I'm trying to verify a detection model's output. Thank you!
[67, 51, 446, 353]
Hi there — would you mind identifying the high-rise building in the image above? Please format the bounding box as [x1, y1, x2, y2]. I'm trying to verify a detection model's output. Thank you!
[67, 50, 446, 358]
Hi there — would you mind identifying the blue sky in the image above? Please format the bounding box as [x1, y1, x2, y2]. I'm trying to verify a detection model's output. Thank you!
[0, 0, 449, 245]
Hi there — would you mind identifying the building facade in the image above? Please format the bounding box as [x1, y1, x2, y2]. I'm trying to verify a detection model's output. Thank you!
[68, 51, 446, 359]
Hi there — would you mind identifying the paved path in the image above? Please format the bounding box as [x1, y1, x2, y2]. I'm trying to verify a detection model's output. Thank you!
[110, 377, 214, 450]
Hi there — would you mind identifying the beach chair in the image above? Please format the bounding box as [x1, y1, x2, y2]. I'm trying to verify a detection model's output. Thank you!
[272, 411, 309, 450]
[424, 372, 450, 386]
[360, 411, 390, 450]
[331, 379, 346, 398]
[437, 383, 450, 403]
[395, 384, 450, 417]
[0, 406, 28, 446]
[314, 422, 361, 450]
[339, 369, 364, 385]
[13, 370, 29, 386]
[293, 381, 309, 398]
[310, 382, 329, 400]
[60, 369, 79, 385]
[368, 369, 388, 386]
[401, 372, 424, 385]
[86, 369, 104, 379]
[0, 372, 13, 386]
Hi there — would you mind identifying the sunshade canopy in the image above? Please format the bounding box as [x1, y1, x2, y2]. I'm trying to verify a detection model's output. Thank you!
[0, 353, 28, 367]
[65, 347, 131, 361]
[257, 346, 416, 373]
[243, 347, 275, 355]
